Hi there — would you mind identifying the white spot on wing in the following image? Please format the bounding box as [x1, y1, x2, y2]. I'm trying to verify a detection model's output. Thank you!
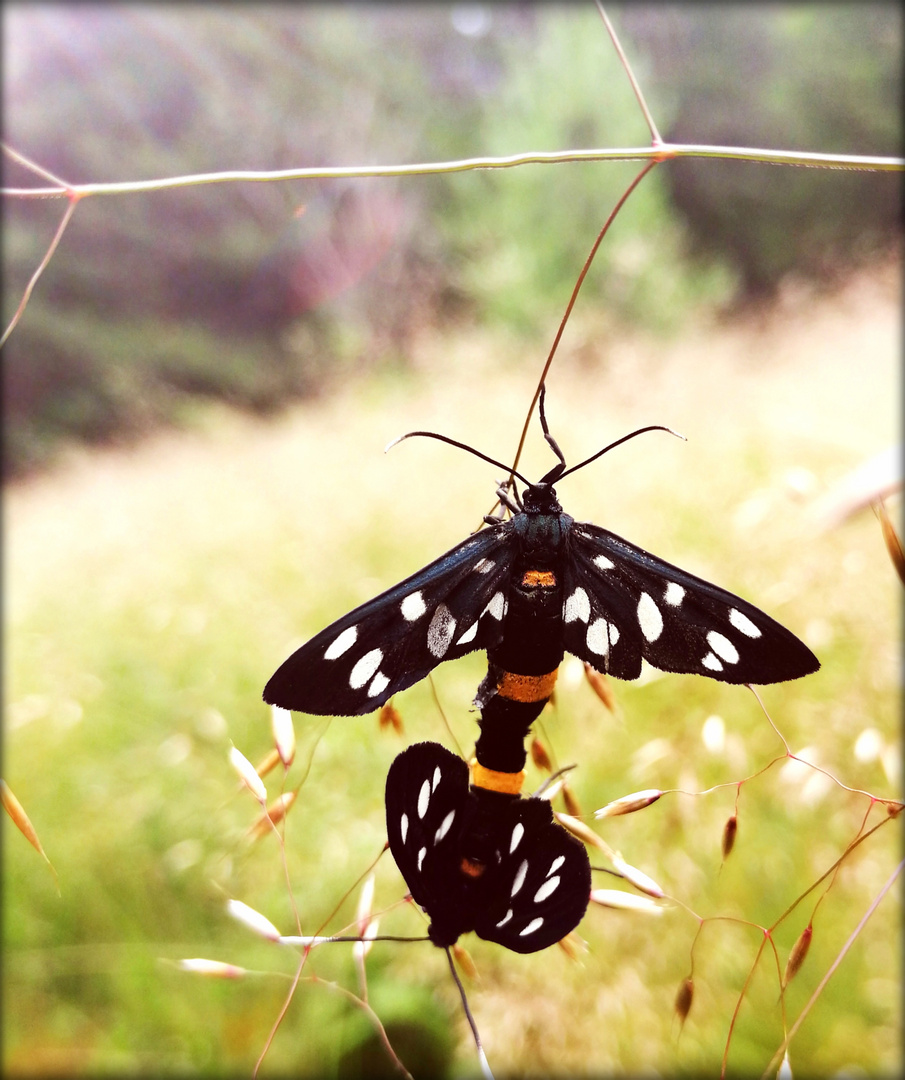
[349, 648, 383, 689]
[496, 909, 513, 928]
[637, 592, 663, 642]
[730, 607, 762, 638]
[511, 859, 528, 898]
[417, 847, 426, 871]
[564, 586, 591, 623]
[594, 554, 615, 571]
[417, 779, 430, 819]
[457, 621, 479, 645]
[702, 652, 723, 671]
[485, 591, 506, 621]
[324, 625, 358, 660]
[664, 582, 685, 606]
[400, 813, 409, 844]
[432, 766, 441, 791]
[510, 822, 524, 854]
[533, 876, 560, 903]
[427, 604, 457, 658]
[586, 618, 615, 656]
[547, 855, 565, 876]
[707, 631, 739, 664]
[519, 917, 544, 937]
[474, 558, 495, 574]
[367, 672, 389, 697]
[400, 591, 427, 621]
[434, 809, 455, 844]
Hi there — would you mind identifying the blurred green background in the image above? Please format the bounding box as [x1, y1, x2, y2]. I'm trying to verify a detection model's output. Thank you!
[3, 3, 902, 1078]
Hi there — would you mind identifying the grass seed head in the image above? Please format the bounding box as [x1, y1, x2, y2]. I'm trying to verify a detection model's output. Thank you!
[562, 783, 582, 818]
[721, 814, 738, 861]
[783, 923, 813, 986]
[589, 889, 665, 915]
[530, 736, 553, 772]
[353, 917, 379, 961]
[249, 791, 298, 840]
[270, 705, 296, 766]
[2, 779, 46, 856]
[253, 748, 282, 779]
[538, 776, 565, 802]
[594, 788, 662, 818]
[778, 1049, 793, 1080]
[356, 873, 376, 934]
[229, 746, 266, 802]
[453, 942, 479, 981]
[557, 932, 588, 962]
[583, 663, 617, 711]
[378, 700, 404, 735]
[674, 976, 694, 1026]
[2, 781, 60, 891]
[555, 811, 613, 855]
[875, 498, 905, 585]
[179, 958, 246, 979]
[611, 853, 665, 898]
[226, 898, 280, 941]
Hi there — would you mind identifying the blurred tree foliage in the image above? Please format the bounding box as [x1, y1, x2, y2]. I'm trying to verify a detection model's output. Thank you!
[619, 3, 902, 296]
[2, 4, 900, 477]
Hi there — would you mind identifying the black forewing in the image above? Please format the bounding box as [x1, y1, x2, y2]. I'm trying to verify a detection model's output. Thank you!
[264, 525, 516, 715]
[562, 523, 820, 685]
[474, 798, 591, 954]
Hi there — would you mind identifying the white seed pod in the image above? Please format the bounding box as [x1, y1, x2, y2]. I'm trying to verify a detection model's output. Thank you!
[226, 898, 280, 941]
[594, 788, 662, 818]
[271, 706, 296, 767]
[229, 745, 266, 802]
[589, 889, 664, 915]
[178, 958, 245, 979]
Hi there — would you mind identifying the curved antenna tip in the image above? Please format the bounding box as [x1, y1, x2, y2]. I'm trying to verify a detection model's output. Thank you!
[383, 432, 411, 454]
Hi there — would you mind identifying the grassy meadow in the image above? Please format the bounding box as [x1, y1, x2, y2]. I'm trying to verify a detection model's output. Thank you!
[4, 263, 901, 1077]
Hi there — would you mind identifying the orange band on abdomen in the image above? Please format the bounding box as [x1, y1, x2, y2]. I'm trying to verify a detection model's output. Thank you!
[496, 667, 559, 703]
[471, 761, 526, 795]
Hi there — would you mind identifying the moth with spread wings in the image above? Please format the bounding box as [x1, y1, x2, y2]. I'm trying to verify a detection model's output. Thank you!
[385, 741, 591, 953]
[263, 426, 819, 718]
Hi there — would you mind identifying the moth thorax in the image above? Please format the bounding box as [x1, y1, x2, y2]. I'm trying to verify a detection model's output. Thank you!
[521, 568, 557, 589]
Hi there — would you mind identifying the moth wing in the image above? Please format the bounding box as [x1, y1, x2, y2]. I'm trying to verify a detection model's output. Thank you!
[562, 523, 819, 685]
[384, 743, 470, 920]
[475, 798, 591, 954]
[264, 526, 515, 714]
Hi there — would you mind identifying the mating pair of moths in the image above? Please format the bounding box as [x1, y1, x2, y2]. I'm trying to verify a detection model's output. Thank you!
[263, 409, 819, 953]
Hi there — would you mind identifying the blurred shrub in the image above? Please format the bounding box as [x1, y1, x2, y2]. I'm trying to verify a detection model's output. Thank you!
[2, 5, 900, 476]
[437, 7, 734, 334]
[619, 3, 902, 297]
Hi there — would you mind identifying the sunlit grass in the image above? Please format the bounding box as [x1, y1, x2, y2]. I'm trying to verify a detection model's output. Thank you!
[4, 265, 901, 1077]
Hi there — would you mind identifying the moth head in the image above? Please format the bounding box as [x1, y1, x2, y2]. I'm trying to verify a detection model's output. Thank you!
[521, 480, 563, 515]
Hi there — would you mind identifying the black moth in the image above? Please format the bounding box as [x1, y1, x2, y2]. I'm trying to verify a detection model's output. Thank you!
[385, 741, 591, 952]
[264, 403, 819, 717]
